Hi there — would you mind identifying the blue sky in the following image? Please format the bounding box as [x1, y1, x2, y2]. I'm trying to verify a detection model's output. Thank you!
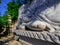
[0, 0, 11, 16]
[0, 0, 29, 16]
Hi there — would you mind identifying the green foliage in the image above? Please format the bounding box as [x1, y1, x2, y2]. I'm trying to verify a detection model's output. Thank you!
[0, 17, 4, 28]
[0, 15, 9, 34]
[0, 15, 9, 28]
[7, 1, 20, 23]
[0, 15, 10, 36]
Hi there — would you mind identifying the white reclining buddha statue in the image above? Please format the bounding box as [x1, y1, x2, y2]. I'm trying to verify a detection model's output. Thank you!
[17, 0, 60, 32]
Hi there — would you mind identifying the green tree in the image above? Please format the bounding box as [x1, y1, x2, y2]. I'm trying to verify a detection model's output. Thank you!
[0, 17, 4, 33]
[7, 2, 20, 23]
[0, 13, 10, 34]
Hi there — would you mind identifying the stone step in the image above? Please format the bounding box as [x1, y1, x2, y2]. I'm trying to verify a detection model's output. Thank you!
[13, 30, 60, 44]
